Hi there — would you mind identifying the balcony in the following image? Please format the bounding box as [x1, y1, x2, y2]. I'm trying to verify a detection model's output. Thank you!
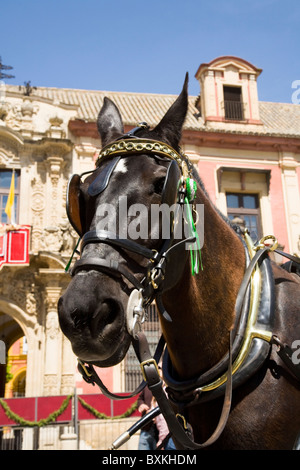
[224, 100, 244, 121]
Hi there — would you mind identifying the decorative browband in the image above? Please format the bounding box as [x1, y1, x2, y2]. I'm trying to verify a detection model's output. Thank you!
[96, 138, 190, 177]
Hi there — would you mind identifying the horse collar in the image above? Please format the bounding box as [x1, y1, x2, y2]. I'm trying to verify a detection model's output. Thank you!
[162, 231, 276, 404]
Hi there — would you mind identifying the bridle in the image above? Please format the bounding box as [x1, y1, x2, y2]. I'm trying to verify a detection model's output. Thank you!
[67, 126, 201, 333]
[66, 125, 300, 450]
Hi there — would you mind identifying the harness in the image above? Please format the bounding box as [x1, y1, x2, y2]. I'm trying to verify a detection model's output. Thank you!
[66, 125, 300, 450]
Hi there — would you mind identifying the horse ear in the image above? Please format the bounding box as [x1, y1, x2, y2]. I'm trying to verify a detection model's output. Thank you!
[152, 73, 189, 150]
[97, 97, 124, 147]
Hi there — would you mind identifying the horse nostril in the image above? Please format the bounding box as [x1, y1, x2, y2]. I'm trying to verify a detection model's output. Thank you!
[90, 299, 120, 336]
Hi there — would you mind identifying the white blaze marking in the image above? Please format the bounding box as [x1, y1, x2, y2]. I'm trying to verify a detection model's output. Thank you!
[115, 159, 127, 174]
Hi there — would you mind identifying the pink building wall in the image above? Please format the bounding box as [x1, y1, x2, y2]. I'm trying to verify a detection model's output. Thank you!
[197, 160, 290, 252]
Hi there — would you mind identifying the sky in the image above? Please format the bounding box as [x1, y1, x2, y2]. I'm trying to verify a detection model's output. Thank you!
[1, 0, 299, 103]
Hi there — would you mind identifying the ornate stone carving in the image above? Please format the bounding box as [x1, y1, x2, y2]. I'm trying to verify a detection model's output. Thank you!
[0, 269, 42, 327]
[31, 223, 78, 255]
[45, 310, 60, 340]
[46, 117, 66, 139]
[42, 226, 62, 252]
[60, 374, 74, 395]
[59, 223, 78, 256]
[43, 374, 59, 395]
[21, 99, 36, 118]
[2, 98, 38, 132]
[0, 102, 10, 121]
[0, 142, 19, 167]
[47, 155, 64, 185]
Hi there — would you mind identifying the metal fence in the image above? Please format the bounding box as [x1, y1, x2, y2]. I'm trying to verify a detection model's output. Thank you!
[0, 419, 139, 450]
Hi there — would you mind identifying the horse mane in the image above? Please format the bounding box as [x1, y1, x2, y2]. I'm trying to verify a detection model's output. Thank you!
[180, 152, 239, 233]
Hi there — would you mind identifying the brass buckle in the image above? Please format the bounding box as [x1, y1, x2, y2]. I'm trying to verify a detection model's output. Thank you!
[140, 358, 160, 382]
[176, 413, 188, 430]
[78, 359, 93, 378]
[254, 235, 278, 252]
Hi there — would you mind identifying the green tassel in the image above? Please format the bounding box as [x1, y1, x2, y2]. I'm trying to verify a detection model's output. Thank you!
[186, 177, 197, 202]
[65, 237, 81, 272]
[185, 197, 203, 275]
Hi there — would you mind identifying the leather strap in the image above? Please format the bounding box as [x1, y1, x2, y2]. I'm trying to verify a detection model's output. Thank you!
[77, 335, 166, 401]
[274, 249, 300, 266]
[81, 230, 157, 260]
[71, 257, 144, 290]
[136, 330, 233, 450]
[78, 360, 146, 400]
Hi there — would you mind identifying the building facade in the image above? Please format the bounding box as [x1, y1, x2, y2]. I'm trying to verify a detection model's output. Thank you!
[0, 56, 299, 398]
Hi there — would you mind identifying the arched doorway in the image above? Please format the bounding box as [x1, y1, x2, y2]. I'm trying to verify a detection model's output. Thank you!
[5, 339, 27, 397]
[0, 312, 26, 397]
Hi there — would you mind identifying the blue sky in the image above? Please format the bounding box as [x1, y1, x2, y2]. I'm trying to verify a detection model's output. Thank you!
[1, 0, 299, 103]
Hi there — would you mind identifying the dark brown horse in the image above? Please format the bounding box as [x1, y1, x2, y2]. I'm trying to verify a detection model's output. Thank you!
[58, 75, 300, 450]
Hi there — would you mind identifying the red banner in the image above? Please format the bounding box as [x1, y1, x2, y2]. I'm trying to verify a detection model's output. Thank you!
[77, 394, 139, 420]
[0, 394, 139, 426]
[0, 225, 30, 270]
[0, 396, 72, 426]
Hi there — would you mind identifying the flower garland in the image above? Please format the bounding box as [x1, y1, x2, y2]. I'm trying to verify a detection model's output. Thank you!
[0, 395, 138, 427]
[78, 396, 138, 420]
[0, 395, 73, 427]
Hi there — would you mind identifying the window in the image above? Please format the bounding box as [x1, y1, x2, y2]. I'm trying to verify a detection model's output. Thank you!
[226, 193, 262, 240]
[0, 170, 20, 224]
[223, 86, 244, 120]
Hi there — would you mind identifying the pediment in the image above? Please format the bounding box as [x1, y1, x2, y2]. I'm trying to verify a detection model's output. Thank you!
[0, 125, 24, 148]
[0, 126, 24, 166]
[195, 56, 262, 79]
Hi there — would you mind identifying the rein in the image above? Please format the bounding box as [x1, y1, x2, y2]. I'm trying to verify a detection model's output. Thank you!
[67, 129, 300, 450]
[77, 232, 300, 450]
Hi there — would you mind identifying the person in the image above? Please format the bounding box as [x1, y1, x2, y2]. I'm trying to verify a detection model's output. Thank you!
[152, 384, 176, 450]
[137, 386, 158, 450]
[138, 364, 176, 451]
[155, 409, 176, 449]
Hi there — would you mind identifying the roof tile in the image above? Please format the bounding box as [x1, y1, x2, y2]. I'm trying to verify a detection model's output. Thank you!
[5, 85, 300, 138]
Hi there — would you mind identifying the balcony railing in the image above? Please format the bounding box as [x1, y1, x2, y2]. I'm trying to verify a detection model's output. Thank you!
[224, 100, 244, 121]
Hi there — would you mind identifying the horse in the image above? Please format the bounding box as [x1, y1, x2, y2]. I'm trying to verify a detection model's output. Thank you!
[58, 74, 300, 450]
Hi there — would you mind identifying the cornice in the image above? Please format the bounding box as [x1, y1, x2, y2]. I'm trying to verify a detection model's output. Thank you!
[182, 129, 300, 154]
[5, 90, 79, 112]
[26, 136, 73, 157]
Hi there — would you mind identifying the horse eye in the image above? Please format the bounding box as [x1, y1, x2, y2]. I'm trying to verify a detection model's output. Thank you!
[152, 176, 165, 195]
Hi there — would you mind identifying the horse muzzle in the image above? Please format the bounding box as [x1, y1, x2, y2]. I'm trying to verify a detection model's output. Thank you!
[57, 271, 132, 366]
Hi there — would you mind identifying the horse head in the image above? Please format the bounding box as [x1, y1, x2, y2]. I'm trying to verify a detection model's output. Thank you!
[58, 75, 190, 367]
[57, 74, 300, 450]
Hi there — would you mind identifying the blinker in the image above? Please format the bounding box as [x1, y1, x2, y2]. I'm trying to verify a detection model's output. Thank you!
[66, 157, 121, 236]
[66, 173, 84, 236]
[161, 160, 181, 206]
[88, 156, 121, 197]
